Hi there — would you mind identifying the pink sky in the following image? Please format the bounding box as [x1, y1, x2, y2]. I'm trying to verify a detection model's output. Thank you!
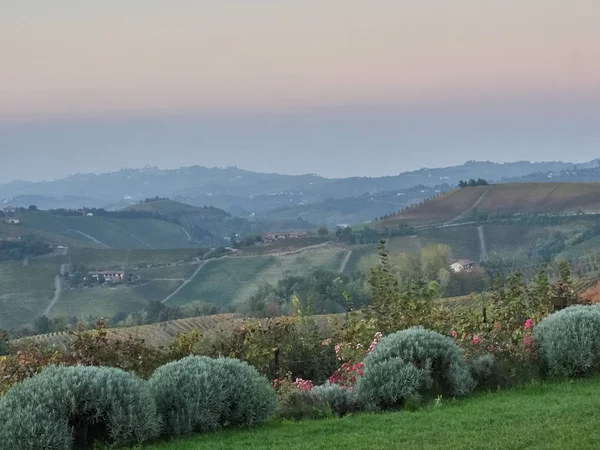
[1, 1, 600, 120]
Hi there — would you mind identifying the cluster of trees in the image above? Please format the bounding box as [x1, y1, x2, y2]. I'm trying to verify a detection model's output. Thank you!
[241, 267, 371, 317]
[0, 237, 52, 262]
[458, 178, 489, 188]
[334, 224, 415, 245]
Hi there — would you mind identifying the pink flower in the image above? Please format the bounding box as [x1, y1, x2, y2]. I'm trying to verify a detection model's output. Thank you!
[524, 319, 534, 330]
[451, 330, 458, 338]
[358, 370, 364, 377]
[472, 336, 480, 345]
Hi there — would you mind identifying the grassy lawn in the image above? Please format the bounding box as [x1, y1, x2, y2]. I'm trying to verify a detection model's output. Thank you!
[139, 378, 600, 450]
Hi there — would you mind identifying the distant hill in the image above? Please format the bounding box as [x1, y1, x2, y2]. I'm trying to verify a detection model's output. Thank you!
[3, 160, 599, 228]
[379, 182, 600, 227]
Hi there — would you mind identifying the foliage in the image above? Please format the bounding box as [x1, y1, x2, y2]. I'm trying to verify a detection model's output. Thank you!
[149, 356, 276, 437]
[275, 389, 333, 421]
[64, 319, 166, 379]
[362, 327, 475, 402]
[534, 305, 600, 377]
[0, 236, 52, 262]
[311, 382, 363, 416]
[196, 315, 337, 383]
[0, 365, 160, 450]
[243, 267, 371, 317]
[458, 178, 489, 188]
[367, 241, 444, 333]
[0, 343, 63, 396]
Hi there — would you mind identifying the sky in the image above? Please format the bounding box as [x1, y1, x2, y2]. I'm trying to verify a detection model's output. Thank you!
[1, 0, 599, 182]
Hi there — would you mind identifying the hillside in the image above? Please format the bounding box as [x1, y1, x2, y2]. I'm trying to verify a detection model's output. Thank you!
[8, 210, 196, 249]
[0, 243, 348, 331]
[380, 183, 600, 227]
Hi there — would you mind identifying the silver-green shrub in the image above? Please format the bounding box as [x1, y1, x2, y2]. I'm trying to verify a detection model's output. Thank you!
[535, 305, 600, 377]
[356, 327, 475, 409]
[0, 365, 160, 450]
[355, 357, 421, 409]
[311, 382, 362, 416]
[149, 356, 276, 437]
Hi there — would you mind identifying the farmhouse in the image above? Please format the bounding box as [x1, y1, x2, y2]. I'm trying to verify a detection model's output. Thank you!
[1, 218, 20, 224]
[450, 259, 475, 273]
[261, 231, 309, 243]
[88, 270, 125, 283]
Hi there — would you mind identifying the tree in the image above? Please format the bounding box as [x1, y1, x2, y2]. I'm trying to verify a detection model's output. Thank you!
[28, 205, 38, 211]
[34, 315, 53, 334]
[317, 226, 329, 237]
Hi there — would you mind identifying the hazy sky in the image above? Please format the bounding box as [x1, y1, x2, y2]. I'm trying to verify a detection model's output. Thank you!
[1, 1, 599, 182]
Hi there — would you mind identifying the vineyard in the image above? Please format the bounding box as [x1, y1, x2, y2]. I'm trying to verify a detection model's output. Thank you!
[13, 312, 348, 351]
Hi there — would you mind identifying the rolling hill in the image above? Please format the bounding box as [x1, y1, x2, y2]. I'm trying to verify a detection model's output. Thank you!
[379, 183, 600, 227]
[4, 159, 600, 228]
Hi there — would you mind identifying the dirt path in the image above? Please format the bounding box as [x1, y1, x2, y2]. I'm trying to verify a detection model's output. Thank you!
[181, 227, 192, 242]
[444, 186, 492, 225]
[44, 248, 69, 316]
[71, 229, 111, 248]
[477, 225, 487, 262]
[339, 250, 353, 273]
[161, 259, 214, 304]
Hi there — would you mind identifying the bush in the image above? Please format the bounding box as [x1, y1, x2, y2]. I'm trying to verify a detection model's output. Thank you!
[276, 389, 333, 421]
[355, 357, 421, 409]
[149, 356, 276, 437]
[535, 305, 600, 377]
[0, 365, 160, 450]
[357, 327, 475, 409]
[470, 353, 497, 389]
[311, 382, 362, 416]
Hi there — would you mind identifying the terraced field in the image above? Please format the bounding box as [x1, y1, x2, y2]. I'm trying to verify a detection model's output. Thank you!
[14, 312, 348, 351]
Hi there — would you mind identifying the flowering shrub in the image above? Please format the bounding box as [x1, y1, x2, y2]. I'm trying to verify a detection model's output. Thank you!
[328, 330, 382, 390]
[453, 318, 537, 364]
[0, 344, 62, 396]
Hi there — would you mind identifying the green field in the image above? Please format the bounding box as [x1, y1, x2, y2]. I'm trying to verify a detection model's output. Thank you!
[66, 248, 203, 269]
[15, 212, 194, 249]
[0, 260, 59, 330]
[139, 378, 600, 450]
[167, 247, 346, 308]
[48, 280, 184, 320]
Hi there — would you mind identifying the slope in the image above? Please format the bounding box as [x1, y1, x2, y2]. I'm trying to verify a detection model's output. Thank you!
[379, 183, 600, 227]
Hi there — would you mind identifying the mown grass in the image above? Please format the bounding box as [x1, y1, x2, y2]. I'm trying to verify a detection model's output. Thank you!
[139, 378, 600, 450]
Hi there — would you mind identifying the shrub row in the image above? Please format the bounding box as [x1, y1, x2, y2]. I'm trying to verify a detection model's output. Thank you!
[0, 356, 276, 450]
